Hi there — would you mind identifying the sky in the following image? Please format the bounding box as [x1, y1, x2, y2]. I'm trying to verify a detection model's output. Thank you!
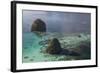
[22, 10, 91, 33]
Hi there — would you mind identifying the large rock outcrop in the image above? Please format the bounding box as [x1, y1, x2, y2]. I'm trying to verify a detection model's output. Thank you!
[68, 40, 90, 59]
[76, 40, 90, 59]
[45, 38, 62, 54]
[31, 19, 46, 32]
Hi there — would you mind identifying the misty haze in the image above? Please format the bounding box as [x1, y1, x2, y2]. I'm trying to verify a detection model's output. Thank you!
[22, 10, 91, 33]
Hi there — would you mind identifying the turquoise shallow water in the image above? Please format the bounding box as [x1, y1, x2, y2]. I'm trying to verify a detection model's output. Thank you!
[22, 32, 90, 63]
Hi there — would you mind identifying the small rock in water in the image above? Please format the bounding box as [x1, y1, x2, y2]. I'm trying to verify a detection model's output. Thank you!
[78, 34, 82, 38]
[24, 56, 29, 59]
[30, 59, 34, 61]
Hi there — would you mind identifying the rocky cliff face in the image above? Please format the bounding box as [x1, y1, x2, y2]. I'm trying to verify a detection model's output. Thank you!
[31, 19, 46, 32]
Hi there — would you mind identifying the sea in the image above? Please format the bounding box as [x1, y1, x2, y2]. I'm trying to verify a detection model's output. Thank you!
[22, 32, 90, 63]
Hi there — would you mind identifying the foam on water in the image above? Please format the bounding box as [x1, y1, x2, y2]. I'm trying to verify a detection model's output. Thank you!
[22, 32, 90, 63]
